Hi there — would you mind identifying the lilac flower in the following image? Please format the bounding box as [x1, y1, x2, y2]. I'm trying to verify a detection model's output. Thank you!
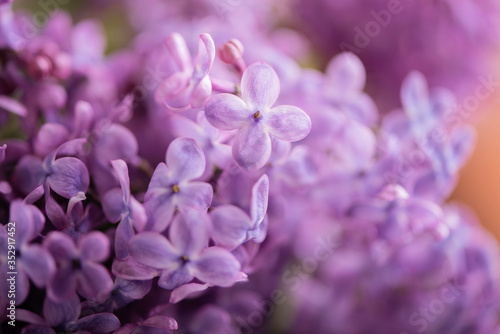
[102, 159, 147, 259]
[7, 200, 55, 305]
[80, 277, 152, 316]
[43, 191, 103, 240]
[13, 143, 89, 199]
[169, 111, 233, 174]
[210, 174, 269, 249]
[18, 294, 120, 334]
[322, 52, 378, 126]
[44, 231, 113, 301]
[129, 210, 243, 289]
[205, 62, 311, 171]
[155, 33, 215, 110]
[264, 138, 317, 188]
[144, 137, 213, 232]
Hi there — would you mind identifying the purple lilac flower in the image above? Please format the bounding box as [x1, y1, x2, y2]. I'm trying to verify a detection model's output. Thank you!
[144, 137, 213, 232]
[129, 210, 244, 290]
[17, 294, 120, 334]
[12, 143, 89, 200]
[169, 111, 233, 175]
[7, 200, 55, 305]
[44, 231, 113, 301]
[155, 33, 215, 110]
[205, 62, 311, 171]
[210, 174, 269, 249]
[102, 159, 147, 259]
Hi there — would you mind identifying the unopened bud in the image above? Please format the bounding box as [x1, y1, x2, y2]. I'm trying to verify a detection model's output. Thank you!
[52, 52, 72, 80]
[218, 39, 244, 64]
[28, 55, 52, 78]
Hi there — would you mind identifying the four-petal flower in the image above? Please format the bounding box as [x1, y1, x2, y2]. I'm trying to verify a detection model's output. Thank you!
[129, 211, 243, 289]
[205, 62, 311, 172]
[144, 137, 213, 232]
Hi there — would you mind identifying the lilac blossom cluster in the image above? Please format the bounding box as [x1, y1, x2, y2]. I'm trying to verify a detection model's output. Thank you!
[0, 0, 499, 333]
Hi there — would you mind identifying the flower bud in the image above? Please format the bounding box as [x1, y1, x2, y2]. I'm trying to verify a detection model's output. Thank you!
[218, 39, 244, 64]
[28, 55, 52, 78]
[52, 52, 72, 80]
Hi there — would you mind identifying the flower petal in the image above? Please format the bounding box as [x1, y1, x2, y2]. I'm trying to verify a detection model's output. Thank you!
[401, 71, 430, 121]
[34, 123, 70, 157]
[250, 174, 269, 228]
[0, 95, 27, 116]
[166, 137, 206, 181]
[79, 231, 109, 262]
[129, 196, 147, 232]
[115, 277, 152, 300]
[110, 159, 131, 204]
[47, 157, 89, 199]
[158, 266, 194, 290]
[232, 123, 271, 172]
[154, 71, 191, 106]
[21, 244, 55, 287]
[265, 105, 311, 142]
[48, 267, 77, 302]
[146, 162, 171, 190]
[12, 155, 45, 196]
[169, 283, 209, 304]
[102, 187, 125, 223]
[190, 75, 212, 109]
[241, 62, 280, 110]
[65, 313, 120, 333]
[112, 257, 159, 280]
[10, 200, 36, 245]
[144, 191, 175, 232]
[115, 217, 134, 260]
[165, 33, 192, 73]
[142, 315, 178, 330]
[196, 33, 215, 77]
[129, 232, 178, 269]
[79, 262, 113, 300]
[176, 181, 213, 213]
[44, 231, 77, 262]
[93, 124, 138, 165]
[210, 205, 251, 249]
[204, 93, 250, 131]
[193, 247, 242, 287]
[169, 210, 210, 255]
[325, 52, 366, 93]
[43, 293, 81, 326]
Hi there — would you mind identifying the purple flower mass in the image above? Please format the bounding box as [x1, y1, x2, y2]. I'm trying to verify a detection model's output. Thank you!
[0, 0, 499, 333]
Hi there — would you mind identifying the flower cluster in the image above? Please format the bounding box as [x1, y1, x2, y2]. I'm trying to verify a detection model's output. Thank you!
[0, 1, 499, 333]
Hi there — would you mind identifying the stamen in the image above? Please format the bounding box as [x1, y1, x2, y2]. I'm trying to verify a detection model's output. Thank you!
[253, 110, 261, 119]
[172, 184, 180, 193]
